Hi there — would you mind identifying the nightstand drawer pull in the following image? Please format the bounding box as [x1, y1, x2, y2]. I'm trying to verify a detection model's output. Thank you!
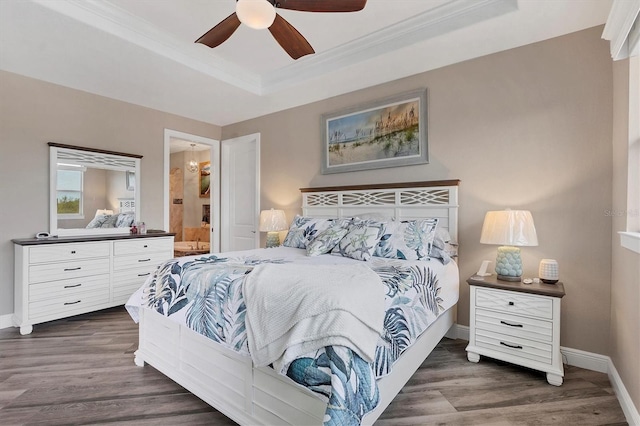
[500, 341, 523, 350]
[63, 267, 82, 271]
[138, 258, 151, 262]
[500, 320, 523, 328]
[508, 301, 514, 306]
[64, 300, 81, 305]
[138, 272, 151, 277]
[63, 283, 82, 289]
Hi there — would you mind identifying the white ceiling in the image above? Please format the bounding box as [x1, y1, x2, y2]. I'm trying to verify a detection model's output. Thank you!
[0, 0, 612, 126]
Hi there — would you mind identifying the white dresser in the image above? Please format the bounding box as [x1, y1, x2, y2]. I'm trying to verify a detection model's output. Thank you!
[13, 233, 174, 335]
[465, 275, 566, 386]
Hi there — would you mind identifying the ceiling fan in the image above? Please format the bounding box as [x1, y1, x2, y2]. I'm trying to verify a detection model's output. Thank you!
[196, 0, 367, 60]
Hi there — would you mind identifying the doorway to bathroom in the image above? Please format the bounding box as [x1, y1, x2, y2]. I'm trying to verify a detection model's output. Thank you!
[163, 129, 220, 257]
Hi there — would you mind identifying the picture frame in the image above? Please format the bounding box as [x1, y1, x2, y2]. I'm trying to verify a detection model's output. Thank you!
[321, 89, 428, 174]
[126, 171, 135, 191]
[199, 161, 211, 198]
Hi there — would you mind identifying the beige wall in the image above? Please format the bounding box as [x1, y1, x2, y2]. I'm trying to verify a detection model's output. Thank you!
[0, 70, 221, 316]
[610, 58, 640, 414]
[223, 27, 614, 355]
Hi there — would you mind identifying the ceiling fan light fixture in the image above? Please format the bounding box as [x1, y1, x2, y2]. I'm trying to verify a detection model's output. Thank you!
[236, 0, 276, 30]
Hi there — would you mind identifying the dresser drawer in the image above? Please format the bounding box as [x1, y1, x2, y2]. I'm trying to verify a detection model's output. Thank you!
[28, 288, 110, 322]
[113, 252, 170, 270]
[475, 308, 552, 343]
[29, 258, 110, 284]
[29, 242, 110, 264]
[475, 329, 552, 365]
[112, 267, 156, 303]
[29, 274, 110, 302]
[114, 238, 173, 256]
[476, 287, 553, 320]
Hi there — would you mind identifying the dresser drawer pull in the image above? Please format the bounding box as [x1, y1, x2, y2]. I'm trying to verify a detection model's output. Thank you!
[143, 245, 148, 248]
[500, 341, 523, 350]
[500, 320, 523, 328]
[64, 284, 82, 289]
[138, 258, 151, 262]
[71, 250, 77, 254]
[138, 272, 151, 277]
[63, 267, 82, 271]
[64, 300, 81, 305]
[508, 301, 515, 306]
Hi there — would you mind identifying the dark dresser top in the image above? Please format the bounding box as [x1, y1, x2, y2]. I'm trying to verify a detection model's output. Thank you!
[12, 232, 175, 246]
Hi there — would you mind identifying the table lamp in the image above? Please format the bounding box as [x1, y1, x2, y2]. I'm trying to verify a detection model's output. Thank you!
[259, 208, 288, 248]
[480, 209, 538, 281]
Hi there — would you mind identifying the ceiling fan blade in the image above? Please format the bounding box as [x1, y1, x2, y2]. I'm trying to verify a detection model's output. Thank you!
[274, 0, 367, 12]
[195, 12, 241, 48]
[268, 14, 315, 60]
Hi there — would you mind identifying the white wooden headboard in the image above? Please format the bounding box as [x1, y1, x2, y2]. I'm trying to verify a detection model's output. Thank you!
[118, 198, 135, 214]
[301, 180, 460, 243]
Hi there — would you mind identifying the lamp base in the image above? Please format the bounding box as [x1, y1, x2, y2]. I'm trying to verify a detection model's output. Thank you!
[265, 231, 281, 248]
[497, 274, 522, 282]
[495, 246, 523, 281]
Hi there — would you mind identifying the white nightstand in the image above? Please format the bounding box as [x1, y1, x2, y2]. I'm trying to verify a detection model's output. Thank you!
[465, 275, 566, 386]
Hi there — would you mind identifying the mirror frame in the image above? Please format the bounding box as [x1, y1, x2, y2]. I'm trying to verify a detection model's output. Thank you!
[49, 142, 142, 237]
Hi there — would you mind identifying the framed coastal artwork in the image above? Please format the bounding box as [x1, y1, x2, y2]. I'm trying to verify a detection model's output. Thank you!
[199, 161, 211, 198]
[321, 89, 428, 174]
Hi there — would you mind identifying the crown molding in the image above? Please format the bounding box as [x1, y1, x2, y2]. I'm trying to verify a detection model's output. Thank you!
[602, 0, 640, 60]
[260, 0, 519, 94]
[30, 0, 518, 96]
[30, 0, 262, 93]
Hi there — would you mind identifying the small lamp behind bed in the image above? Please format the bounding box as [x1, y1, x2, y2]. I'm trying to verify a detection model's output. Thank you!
[259, 209, 288, 248]
[480, 209, 538, 282]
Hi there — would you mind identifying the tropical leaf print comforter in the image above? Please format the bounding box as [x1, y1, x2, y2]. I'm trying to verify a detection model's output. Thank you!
[127, 247, 459, 426]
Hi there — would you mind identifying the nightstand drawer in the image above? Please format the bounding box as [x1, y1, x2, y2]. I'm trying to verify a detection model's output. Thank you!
[476, 287, 553, 320]
[476, 329, 552, 365]
[475, 308, 552, 343]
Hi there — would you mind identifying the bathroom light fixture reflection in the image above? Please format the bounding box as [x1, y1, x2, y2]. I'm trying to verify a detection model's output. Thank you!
[187, 143, 198, 174]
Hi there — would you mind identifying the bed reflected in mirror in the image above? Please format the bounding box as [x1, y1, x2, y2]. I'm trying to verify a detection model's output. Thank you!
[49, 143, 142, 237]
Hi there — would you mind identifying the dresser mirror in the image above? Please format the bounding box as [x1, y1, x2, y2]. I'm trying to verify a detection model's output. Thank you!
[49, 143, 142, 237]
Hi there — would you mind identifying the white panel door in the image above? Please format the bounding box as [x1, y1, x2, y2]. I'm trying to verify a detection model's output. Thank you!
[221, 133, 260, 252]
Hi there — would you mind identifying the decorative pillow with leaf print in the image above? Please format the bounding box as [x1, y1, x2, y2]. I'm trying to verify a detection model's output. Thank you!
[331, 222, 383, 261]
[374, 218, 439, 260]
[306, 225, 349, 257]
[282, 215, 334, 249]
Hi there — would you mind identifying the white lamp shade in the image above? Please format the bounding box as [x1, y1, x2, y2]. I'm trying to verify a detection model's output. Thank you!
[480, 210, 538, 246]
[236, 0, 276, 29]
[259, 209, 287, 232]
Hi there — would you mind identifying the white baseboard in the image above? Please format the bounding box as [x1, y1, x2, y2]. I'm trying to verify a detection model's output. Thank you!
[0, 314, 14, 330]
[559, 346, 609, 373]
[608, 358, 640, 426]
[449, 323, 639, 425]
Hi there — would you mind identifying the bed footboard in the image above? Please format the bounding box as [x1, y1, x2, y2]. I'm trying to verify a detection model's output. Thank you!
[135, 307, 326, 425]
[135, 305, 455, 426]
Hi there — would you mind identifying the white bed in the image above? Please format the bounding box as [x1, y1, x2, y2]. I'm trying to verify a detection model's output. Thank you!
[131, 180, 460, 425]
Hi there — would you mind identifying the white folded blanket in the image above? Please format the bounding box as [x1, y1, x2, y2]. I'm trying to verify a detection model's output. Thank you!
[243, 263, 385, 372]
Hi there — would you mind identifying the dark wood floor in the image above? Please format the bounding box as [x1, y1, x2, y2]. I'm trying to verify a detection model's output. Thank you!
[0, 307, 627, 425]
